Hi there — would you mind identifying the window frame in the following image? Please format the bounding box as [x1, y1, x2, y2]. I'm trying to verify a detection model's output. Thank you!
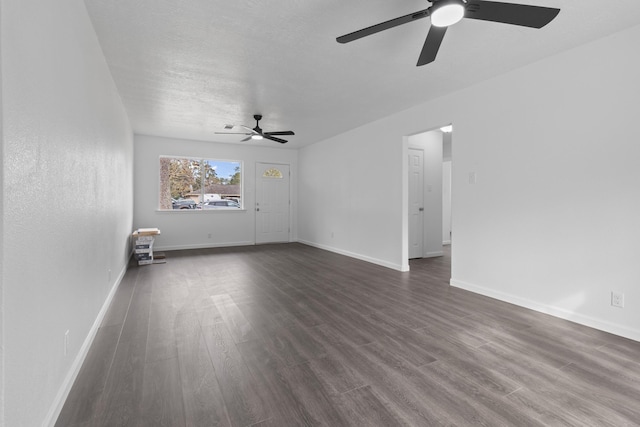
[158, 155, 244, 212]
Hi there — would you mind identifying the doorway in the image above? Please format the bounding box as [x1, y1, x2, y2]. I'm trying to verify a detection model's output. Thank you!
[405, 125, 452, 263]
[255, 162, 290, 244]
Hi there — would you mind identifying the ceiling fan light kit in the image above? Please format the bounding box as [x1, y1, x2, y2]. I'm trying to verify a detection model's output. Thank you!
[431, 0, 466, 27]
[337, 0, 560, 66]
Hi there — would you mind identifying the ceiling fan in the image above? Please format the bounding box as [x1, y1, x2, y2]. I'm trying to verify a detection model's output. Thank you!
[216, 114, 295, 144]
[337, 0, 560, 66]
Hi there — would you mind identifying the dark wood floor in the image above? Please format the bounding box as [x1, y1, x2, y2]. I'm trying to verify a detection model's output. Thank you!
[56, 243, 640, 426]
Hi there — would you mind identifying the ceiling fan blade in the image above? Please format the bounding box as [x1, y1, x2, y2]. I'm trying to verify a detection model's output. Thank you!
[239, 125, 258, 133]
[337, 8, 430, 44]
[215, 132, 253, 135]
[263, 135, 288, 144]
[465, 0, 560, 29]
[417, 25, 447, 66]
[265, 131, 295, 136]
[241, 136, 252, 142]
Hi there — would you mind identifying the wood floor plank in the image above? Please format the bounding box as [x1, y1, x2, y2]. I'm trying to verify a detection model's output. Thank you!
[201, 322, 270, 426]
[427, 350, 522, 397]
[238, 302, 316, 367]
[358, 339, 516, 426]
[336, 385, 404, 427]
[236, 338, 318, 426]
[419, 359, 546, 426]
[175, 310, 230, 427]
[559, 362, 640, 422]
[279, 362, 351, 426]
[414, 310, 494, 348]
[475, 338, 640, 425]
[211, 294, 259, 344]
[306, 354, 366, 396]
[307, 324, 450, 426]
[100, 269, 137, 327]
[94, 275, 151, 426]
[595, 342, 640, 373]
[139, 357, 186, 427]
[598, 339, 640, 362]
[505, 386, 628, 427]
[503, 387, 607, 426]
[145, 299, 178, 363]
[273, 312, 327, 361]
[94, 339, 146, 426]
[197, 302, 225, 327]
[467, 340, 563, 392]
[55, 243, 640, 427]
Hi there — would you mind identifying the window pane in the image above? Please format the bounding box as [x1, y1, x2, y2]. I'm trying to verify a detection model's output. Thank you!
[159, 157, 200, 210]
[200, 160, 241, 206]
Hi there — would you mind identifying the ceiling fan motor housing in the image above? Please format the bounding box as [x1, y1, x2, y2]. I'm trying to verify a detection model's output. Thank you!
[253, 115, 263, 133]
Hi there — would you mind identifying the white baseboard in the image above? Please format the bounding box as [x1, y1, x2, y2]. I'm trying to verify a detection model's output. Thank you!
[154, 241, 255, 251]
[424, 251, 444, 258]
[450, 279, 640, 343]
[44, 263, 129, 427]
[298, 240, 408, 272]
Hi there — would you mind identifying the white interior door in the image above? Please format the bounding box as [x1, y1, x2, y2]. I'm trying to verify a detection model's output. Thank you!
[255, 163, 290, 244]
[408, 149, 424, 259]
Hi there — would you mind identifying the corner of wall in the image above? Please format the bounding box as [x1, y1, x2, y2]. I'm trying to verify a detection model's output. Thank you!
[0, 0, 6, 421]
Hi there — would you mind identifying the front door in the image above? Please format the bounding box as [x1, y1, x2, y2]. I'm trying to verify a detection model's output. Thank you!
[255, 163, 290, 244]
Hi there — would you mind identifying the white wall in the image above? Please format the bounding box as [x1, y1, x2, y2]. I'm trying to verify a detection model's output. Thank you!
[134, 134, 298, 250]
[408, 130, 443, 258]
[0, 1, 5, 422]
[299, 23, 640, 341]
[1, 1, 133, 425]
[298, 122, 406, 270]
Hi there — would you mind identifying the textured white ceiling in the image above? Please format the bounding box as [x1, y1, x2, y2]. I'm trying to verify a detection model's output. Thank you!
[83, 0, 640, 148]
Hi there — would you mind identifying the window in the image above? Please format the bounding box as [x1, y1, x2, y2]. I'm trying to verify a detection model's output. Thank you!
[263, 167, 283, 179]
[159, 156, 242, 210]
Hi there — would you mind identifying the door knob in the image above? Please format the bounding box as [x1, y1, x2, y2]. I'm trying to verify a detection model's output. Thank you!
[419, 207, 424, 211]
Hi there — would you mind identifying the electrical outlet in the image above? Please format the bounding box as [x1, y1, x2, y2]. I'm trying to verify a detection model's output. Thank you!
[64, 330, 70, 356]
[208, 233, 212, 239]
[611, 292, 625, 308]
